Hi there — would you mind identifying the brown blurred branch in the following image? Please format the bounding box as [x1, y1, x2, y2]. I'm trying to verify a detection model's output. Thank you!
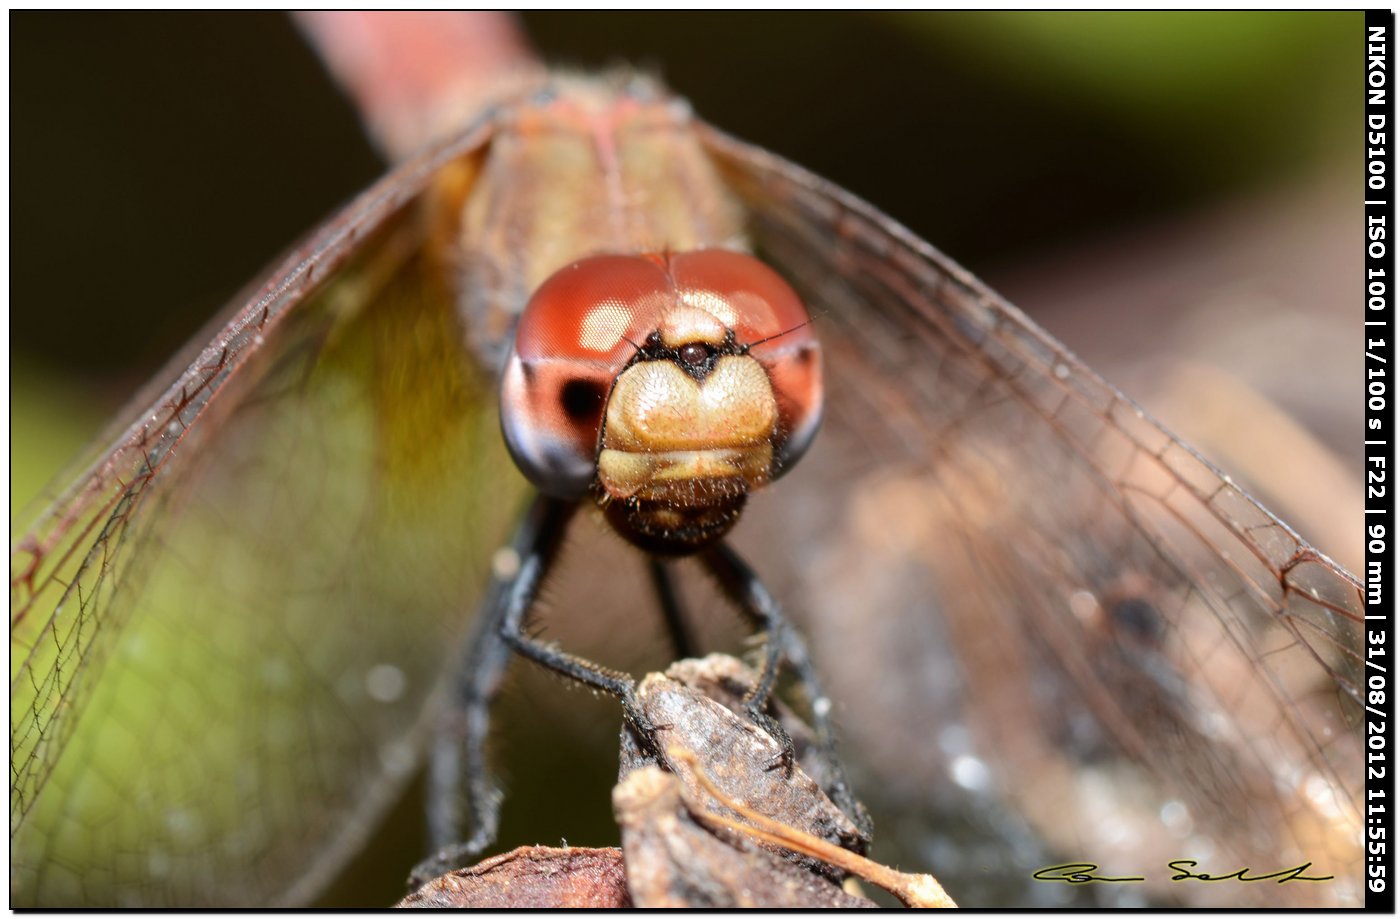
[400, 655, 956, 908]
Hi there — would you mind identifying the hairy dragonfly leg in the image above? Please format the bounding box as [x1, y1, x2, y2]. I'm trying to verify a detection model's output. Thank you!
[414, 496, 576, 886]
[649, 558, 699, 661]
[414, 495, 872, 888]
[701, 542, 873, 843]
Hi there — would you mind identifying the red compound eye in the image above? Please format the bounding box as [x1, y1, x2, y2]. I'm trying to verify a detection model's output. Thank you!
[510, 255, 671, 365]
[666, 249, 813, 348]
[667, 251, 822, 474]
[500, 251, 823, 500]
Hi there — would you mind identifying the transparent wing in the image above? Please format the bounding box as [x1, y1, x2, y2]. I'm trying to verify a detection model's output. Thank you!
[10, 123, 530, 906]
[702, 127, 1364, 908]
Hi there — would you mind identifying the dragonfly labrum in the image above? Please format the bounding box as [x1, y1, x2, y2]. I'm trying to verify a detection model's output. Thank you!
[10, 13, 1364, 908]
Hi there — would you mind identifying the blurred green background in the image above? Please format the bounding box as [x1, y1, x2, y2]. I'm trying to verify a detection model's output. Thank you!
[10, 10, 1363, 907]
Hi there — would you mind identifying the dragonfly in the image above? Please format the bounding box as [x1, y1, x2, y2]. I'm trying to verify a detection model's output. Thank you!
[11, 12, 1364, 908]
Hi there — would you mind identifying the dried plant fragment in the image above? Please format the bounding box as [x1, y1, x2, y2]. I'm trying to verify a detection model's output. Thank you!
[615, 766, 875, 908]
[397, 846, 630, 908]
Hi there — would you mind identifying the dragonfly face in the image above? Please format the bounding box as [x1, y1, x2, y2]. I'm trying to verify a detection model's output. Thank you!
[502, 250, 822, 551]
[11, 13, 1364, 909]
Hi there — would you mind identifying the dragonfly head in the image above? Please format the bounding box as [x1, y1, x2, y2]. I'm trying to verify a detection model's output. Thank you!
[501, 249, 822, 553]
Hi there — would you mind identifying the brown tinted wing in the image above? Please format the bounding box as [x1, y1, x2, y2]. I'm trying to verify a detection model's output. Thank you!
[702, 127, 1363, 908]
[10, 121, 529, 905]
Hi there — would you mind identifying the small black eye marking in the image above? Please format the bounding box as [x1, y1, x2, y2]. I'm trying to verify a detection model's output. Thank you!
[560, 378, 604, 419]
[679, 343, 709, 367]
[624, 331, 738, 381]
